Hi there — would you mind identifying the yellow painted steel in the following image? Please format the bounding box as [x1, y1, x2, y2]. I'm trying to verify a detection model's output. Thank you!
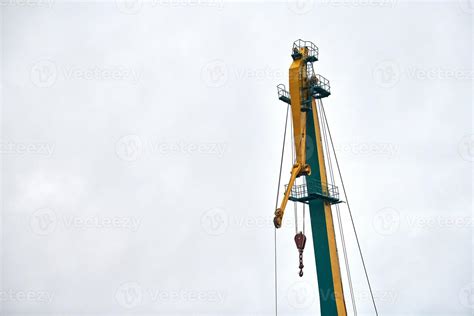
[273, 40, 347, 315]
[311, 98, 347, 316]
[274, 48, 312, 229]
[288, 54, 308, 168]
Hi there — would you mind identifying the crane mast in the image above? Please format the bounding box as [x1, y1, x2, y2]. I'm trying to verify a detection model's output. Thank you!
[274, 39, 347, 316]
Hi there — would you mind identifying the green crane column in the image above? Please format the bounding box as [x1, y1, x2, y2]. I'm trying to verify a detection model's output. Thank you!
[305, 99, 347, 316]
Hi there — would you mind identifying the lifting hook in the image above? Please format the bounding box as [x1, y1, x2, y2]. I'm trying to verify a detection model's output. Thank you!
[294, 231, 307, 277]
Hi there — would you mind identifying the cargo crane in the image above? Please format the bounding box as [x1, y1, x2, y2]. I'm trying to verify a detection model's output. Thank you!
[272, 40, 378, 316]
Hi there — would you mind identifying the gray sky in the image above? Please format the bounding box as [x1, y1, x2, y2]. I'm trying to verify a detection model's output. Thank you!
[1, 0, 472, 315]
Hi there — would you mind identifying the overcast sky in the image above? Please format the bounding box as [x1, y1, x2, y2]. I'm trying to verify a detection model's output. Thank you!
[0, 1, 472, 315]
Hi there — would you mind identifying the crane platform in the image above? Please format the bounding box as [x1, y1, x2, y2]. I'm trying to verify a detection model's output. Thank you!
[277, 84, 291, 104]
[292, 39, 319, 62]
[286, 178, 340, 204]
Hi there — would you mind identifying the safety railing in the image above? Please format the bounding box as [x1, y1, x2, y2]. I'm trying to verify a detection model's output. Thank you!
[308, 72, 331, 99]
[292, 39, 319, 62]
[277, 84, 291, 104]
[285, 178, 339, 203]
[306, 62, 316, 79]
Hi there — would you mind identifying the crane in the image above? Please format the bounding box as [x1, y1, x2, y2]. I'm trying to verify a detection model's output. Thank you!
[272, 40, 376, 316]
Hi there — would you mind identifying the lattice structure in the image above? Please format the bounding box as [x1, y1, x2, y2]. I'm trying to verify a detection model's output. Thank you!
[286, 178, 340, 204]
[307, 63, 331, 99]
[292, 39, 319, 62]
[277, 84, 291, 104]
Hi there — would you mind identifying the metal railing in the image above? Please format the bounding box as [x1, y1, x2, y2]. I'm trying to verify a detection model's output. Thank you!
[285, 178, 339, 202]
[277, 84, 291, 104]
[306, 67, 331, 98]
[306, 62, 316, 79]
[312, 74, 330, 95]
[292, 39, 319, 61]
